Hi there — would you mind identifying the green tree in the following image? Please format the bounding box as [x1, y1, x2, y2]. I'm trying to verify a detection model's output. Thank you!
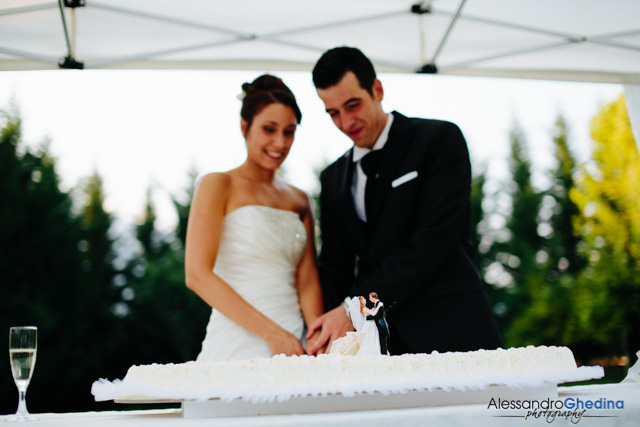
[1, 104, 208, 413]
[0, 105, 88, 413]
[137, 188, 158, 255]
[172, 167, 198, 248]
[547, 116, 584, 276]
[569, 94, 640, 359]
[486, 122, 545, 346]
[506, 115, 583, 348]
[469, 168, 486, 266]
[73, 171, 130, 384]
[470, 166, 507, 328]
[122, 184, 210, 367]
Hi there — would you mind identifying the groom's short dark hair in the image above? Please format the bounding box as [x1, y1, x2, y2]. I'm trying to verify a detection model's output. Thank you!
[312, 46, 376, 95]
[369, 292, 378, 300]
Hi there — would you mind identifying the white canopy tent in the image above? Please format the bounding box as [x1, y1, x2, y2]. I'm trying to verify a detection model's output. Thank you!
[1, 0, 639, 144]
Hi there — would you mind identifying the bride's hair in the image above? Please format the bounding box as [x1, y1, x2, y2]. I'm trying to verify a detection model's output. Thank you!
[358, 296, 366, 313]
[240, 74, 302, 129]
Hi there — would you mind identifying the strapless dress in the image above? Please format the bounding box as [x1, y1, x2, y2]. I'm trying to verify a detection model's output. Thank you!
[196, 205, 307, 361]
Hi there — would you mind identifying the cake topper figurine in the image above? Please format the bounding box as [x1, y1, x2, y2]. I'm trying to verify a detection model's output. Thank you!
[330, 292, 390, 356]
[366, 292, 390, 355]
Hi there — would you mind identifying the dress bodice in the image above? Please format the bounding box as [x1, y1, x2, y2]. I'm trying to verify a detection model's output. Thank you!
[214, 205, 306, 288]
[197, 205, 307, 361]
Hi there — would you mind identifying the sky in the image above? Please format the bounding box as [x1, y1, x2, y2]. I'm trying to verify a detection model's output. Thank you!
[0, 69, 623, 230]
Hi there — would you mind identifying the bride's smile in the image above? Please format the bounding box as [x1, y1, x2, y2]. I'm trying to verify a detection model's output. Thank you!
[241, 103, 298, 172]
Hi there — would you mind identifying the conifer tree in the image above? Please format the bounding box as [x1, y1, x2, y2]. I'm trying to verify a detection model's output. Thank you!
[172, 167, 198, 248]
[75, 171, 128, 382]
[507, 115, 583, 347]
[124, 183, 209, 365]
[0, 105, 88, 413]
[137, 187, 158, 256]
[487, 122, 545, 346]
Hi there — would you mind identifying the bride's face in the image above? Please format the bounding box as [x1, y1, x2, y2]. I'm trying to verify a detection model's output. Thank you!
[241, 103, 298, 171]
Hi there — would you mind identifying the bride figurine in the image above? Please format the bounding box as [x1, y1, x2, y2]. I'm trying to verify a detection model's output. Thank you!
[353, 296, 381, 355]
[330, 296, 381, 355]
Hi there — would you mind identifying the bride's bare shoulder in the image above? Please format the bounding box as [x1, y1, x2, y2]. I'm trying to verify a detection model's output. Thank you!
[194, 172, 233, 200]
[279, 180, 313, 215]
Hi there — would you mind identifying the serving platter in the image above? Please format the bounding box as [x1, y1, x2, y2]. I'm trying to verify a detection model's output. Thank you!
[115, 384, 556, 418]
[100, 366, 604, 418]
[188, 384, 559, 418]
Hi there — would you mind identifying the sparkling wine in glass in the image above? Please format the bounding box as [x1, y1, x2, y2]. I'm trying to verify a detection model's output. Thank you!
[7, 326, 37, 422]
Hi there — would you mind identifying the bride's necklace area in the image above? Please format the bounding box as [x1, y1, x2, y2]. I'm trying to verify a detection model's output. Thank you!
[235, 167, 289, 210]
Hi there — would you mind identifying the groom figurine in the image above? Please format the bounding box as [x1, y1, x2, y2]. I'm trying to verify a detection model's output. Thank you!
[307, 46, 503, 355]
[366, 292, 390, 355]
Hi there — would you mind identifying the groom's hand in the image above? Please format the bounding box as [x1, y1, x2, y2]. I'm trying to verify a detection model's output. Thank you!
[305, 306, 353, 355]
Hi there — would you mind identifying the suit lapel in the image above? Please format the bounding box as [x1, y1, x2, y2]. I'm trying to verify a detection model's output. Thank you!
[367, 112, 415, 226]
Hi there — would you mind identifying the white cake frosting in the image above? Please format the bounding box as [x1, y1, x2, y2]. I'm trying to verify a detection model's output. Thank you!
[119, 346, 577, 398]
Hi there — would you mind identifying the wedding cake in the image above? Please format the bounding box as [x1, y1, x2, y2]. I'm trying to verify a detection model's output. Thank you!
[105, 346, 580, 402]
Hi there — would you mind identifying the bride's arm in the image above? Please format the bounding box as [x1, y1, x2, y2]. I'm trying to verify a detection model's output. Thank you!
[295, 194, 326, 354]
[297, 194, 354, 355]
[185, 173, 304, 356]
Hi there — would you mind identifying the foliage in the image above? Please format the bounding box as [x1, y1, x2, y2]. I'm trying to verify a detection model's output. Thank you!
[0, 105, 86, 413]
[480, 122, 545, 345]
[120, 181, 210, 367]
[0, 105, 208, 414]
[470, 166, 509, 325]
[569, 94, 640, 358]
[504, 116, 582, 348]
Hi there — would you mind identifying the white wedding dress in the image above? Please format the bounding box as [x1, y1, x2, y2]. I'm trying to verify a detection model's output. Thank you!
[196, 205, 307, 361]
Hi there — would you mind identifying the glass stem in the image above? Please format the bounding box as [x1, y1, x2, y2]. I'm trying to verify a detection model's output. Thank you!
[16, 386, 28, 416]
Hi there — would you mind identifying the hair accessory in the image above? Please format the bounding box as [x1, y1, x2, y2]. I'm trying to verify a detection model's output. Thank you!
[237, 88, 246, 102]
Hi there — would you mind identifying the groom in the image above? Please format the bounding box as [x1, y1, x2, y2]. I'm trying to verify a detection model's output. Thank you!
[366, 292, 390, 355]
[307, 46, 503, 355]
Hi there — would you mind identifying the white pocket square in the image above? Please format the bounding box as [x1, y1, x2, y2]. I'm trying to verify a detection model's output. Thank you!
[391, 171, 418, 188]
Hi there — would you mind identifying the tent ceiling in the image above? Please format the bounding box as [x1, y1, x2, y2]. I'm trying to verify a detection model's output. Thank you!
[1, 0, 639, 84]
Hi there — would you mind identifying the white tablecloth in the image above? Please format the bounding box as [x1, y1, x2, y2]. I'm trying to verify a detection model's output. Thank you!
[2, 383, 638, 427]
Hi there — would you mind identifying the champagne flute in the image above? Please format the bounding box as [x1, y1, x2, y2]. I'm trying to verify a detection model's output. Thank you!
[7, 327, 37, 422]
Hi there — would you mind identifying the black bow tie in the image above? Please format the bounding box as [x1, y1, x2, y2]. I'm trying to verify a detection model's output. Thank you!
[360, 149, 383, 178]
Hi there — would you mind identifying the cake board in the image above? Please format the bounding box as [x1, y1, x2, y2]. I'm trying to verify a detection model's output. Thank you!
[179, 384, 557, 418]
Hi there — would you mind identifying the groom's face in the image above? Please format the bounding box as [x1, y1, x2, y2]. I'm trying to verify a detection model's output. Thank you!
[316, 71, 387, 149]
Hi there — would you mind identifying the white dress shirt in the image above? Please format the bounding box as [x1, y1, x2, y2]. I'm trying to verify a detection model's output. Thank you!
[351, 113, 394, 222]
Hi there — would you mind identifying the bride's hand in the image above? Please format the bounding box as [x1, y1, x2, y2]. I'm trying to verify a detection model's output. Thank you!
[305, 329, 327, 355]
[265, 327, 306, 357]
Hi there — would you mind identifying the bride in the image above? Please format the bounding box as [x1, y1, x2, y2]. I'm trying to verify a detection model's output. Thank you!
[185, 75, 329, 360]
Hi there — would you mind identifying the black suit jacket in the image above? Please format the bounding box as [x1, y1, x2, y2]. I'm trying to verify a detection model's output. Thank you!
[366, 301, 390, 337]
[318, 111, 502, 354]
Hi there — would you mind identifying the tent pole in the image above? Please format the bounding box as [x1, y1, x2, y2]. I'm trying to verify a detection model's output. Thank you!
[57, 0, 84, 69]
[431, 0, 467, 64]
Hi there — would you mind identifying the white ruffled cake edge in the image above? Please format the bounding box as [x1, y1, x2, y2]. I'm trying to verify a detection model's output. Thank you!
[92, 365, 603, 404]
